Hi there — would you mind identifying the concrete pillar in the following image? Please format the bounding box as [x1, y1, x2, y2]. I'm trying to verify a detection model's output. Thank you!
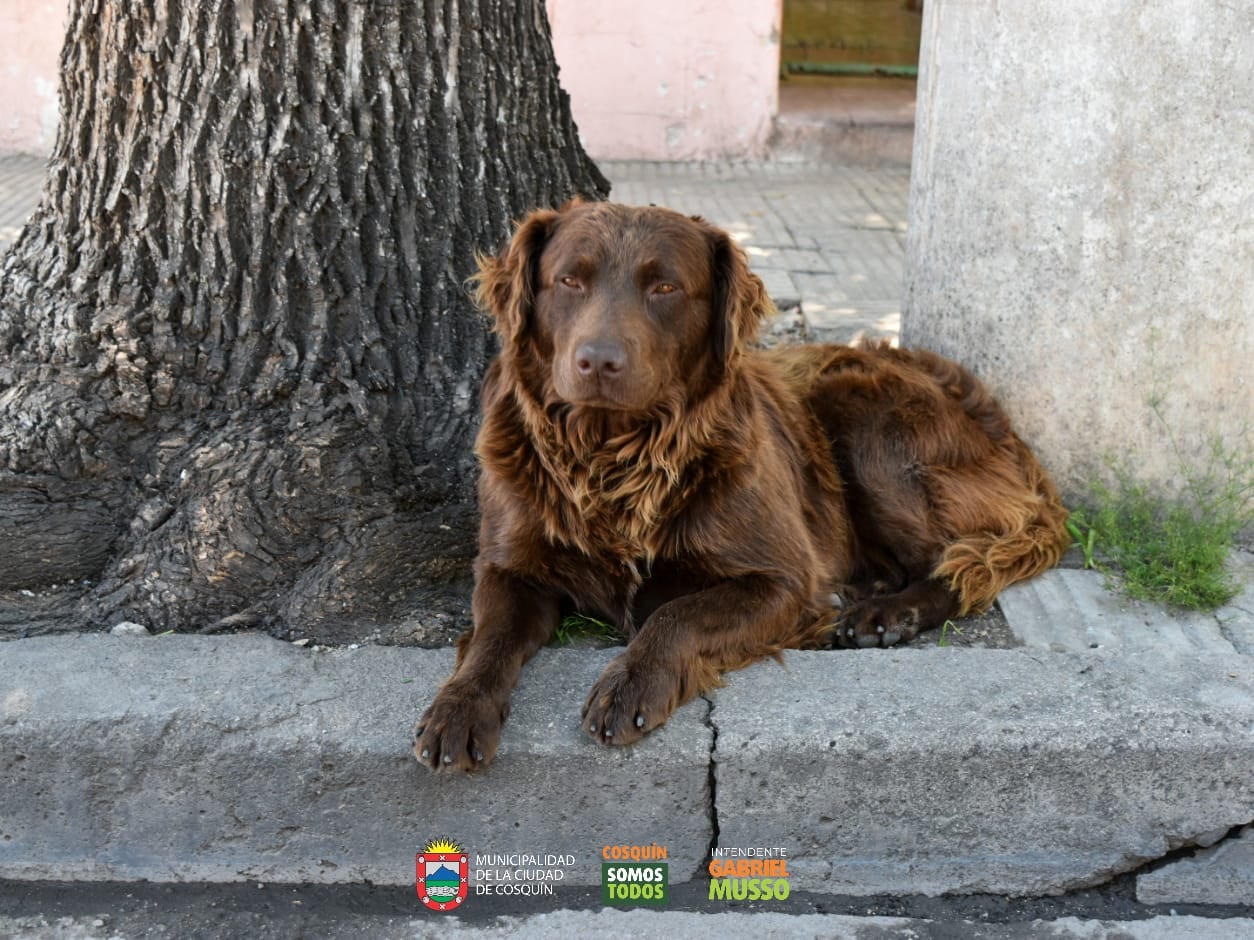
[903, 1, 1253, 500]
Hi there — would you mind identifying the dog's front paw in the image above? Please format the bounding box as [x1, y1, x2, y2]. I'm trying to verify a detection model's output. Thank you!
[830, 598, 923, 649]
[582, 656, 678, 747]
[414, 684, 509, 772]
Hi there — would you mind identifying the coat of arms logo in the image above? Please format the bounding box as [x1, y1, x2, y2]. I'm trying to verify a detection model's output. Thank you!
[417, 837, 469, 912]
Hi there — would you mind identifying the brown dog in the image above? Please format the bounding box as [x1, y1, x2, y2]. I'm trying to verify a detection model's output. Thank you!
[414, 201, 1069, 772]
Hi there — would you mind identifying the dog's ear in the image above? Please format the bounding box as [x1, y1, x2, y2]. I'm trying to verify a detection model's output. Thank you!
[708, 228, 774, 368]
[471, 208, 560, 344]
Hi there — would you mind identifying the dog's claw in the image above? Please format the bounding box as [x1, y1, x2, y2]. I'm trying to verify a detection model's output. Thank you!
[414, 686, 508, 772]
[834, 593, 936, 650]
[583, 655, 679, 747]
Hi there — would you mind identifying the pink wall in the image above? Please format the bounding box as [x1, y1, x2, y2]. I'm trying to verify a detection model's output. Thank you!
[547, 1, 782, 160]
[0, 1, 62, 155]
[0, 2, 782, 161]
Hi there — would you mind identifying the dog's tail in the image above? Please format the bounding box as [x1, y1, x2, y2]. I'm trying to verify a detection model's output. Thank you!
[932, 435, 1071, 615]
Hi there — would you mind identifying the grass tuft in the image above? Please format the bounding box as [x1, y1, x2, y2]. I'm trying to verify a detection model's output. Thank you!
[553, 611, 620, 646]
[1068, 437, 1253, 611]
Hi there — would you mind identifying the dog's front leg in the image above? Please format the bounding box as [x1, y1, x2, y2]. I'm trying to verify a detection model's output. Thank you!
[582, 574, 803, 746]
[414, 565, 559, 772]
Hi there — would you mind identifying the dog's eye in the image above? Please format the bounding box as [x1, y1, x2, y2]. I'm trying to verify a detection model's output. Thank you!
[559, 275, 581, 290]
[651, 283, 678, 296]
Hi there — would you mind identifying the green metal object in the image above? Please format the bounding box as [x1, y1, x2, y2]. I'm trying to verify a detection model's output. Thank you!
[783, 61, 918, 78]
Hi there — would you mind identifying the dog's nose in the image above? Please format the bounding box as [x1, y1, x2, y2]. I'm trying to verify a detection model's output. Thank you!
[574, 342, 627, 379]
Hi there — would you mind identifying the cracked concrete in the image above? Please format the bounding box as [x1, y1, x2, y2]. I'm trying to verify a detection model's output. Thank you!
[1216, 552, 1254, 655]
[698, 692, 722, 883]
[2, 635, 1251, 898]
[1000, 557, 1254, 656]
[1137, 826, 1254, 906]
[710, 650, 1254, 897]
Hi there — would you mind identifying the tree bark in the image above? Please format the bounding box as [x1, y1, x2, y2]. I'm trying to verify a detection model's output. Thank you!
[0, 0, 608, 642]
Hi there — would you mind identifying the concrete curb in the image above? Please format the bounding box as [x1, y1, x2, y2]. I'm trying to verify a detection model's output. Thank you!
[2, 636, 1251, 897]
[713, 649, 1253, 896]
[0, 638, 710, 886]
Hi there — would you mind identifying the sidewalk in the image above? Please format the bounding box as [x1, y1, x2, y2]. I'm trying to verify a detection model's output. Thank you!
[1, 154, 1252, 932]
[0, 153, 46, 251]
[0, 155, 910, 345]
[605, 160, 910, 342]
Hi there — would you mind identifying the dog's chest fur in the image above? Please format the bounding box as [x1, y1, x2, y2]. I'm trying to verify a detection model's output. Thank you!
[478, 380, 746, 576]
[514, 407, 701, 566]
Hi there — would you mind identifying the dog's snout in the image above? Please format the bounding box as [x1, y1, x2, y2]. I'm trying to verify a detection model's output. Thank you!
[575, 341, 627, 380]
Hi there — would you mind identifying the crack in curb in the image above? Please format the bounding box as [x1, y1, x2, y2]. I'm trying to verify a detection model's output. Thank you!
[1063, 820, 1254, 896]
[1129, 820, 1254, 879]
[688, 681, 1253, 902]
[695, 691, 720, 883]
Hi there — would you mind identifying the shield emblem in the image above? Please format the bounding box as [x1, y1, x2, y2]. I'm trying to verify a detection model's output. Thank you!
[417, 846, 469, 912]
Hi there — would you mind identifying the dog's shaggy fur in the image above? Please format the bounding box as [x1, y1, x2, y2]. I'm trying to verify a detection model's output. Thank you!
[415, 201, 1069, 772]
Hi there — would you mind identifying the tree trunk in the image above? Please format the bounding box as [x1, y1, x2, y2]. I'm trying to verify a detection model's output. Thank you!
[0, 0, 608, 642]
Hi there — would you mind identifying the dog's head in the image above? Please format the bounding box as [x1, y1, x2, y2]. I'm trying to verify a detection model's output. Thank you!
[473, 200, 772, 412]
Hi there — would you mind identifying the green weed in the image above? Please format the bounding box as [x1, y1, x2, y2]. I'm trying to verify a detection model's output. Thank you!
[1068, 437, 1253, 610]
[553, 611, 620, 646]
[1068, 330, 1254, 612]
[937, 619, 963, 647]
[1066, 516, 1098, 570]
